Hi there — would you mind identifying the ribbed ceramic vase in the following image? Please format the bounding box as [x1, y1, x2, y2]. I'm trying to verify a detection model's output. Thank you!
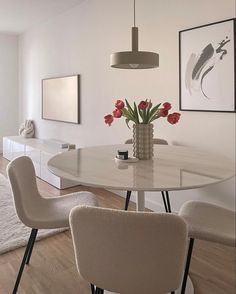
[133, 123, 154, 160]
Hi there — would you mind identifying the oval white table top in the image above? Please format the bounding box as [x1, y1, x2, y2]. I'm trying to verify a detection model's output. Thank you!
[48, 144, 235, 192]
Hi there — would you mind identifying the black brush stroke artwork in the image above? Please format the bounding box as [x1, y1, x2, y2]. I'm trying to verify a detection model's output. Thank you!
[185, 36, 231, 99]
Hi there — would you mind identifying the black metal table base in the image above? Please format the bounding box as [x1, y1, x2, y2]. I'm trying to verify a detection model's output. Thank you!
[91, 284, 104, 294]
[91, 286, 175, 294]
[124, 191, 131, 210]
[124, 190, 172, 213]
[161, 191, 172, 213]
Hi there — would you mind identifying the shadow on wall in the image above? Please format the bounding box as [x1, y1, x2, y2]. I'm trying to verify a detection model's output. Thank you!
[201, 177, 236, 206]
[144, 176, 235, 213]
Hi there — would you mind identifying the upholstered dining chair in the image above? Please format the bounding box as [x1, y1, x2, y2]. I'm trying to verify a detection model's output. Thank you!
[7, 156, 98, 294]
[124, 138, 172, 213]
[70, 206, 188, 294]
[179, 200, 236, 294]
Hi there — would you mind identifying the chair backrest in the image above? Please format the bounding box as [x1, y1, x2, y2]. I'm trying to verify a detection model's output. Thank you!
[70, 206, 187, 294]
[125, 138, 168, 145]
[7, 156, 41, 227]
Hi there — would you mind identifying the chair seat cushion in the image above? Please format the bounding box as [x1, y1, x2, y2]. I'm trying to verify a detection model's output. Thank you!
[179, 201, 235, 247]
[29, 192, 98, 229]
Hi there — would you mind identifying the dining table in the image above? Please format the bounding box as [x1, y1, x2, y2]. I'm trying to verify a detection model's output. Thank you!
[48, 144, 235, 212]
[48, 144, 235, 294]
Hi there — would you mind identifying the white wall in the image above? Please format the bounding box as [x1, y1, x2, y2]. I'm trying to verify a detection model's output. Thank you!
[0, 34, 19, 151]
[19, 0, 235, 210]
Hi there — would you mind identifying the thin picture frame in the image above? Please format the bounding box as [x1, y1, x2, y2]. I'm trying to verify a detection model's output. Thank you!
[179, 18, 236, 113]
[42, 75, 80, 124]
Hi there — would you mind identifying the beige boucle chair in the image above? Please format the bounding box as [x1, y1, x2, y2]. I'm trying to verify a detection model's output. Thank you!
[70, 206, 188, 294]
[179, 200, 236, 293]
[7, 156, 98, 294]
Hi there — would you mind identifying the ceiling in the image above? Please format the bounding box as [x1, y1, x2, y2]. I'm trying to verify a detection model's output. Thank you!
[0, 0, 85, 35]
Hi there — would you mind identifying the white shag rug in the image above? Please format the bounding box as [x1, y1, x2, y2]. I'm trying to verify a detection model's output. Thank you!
[0, 173, 67, 255]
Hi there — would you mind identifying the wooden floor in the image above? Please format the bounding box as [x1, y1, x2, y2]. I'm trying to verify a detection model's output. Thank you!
[0, 156, 235, 294]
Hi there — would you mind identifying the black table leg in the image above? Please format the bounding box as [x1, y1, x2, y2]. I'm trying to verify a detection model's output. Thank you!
[161, 191, 168, 212]
[165, 191, 172, 213]
[124, 191, 131, 210]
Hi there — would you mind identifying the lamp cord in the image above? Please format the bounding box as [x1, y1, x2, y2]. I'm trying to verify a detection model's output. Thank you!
[134, 0, 136, 27]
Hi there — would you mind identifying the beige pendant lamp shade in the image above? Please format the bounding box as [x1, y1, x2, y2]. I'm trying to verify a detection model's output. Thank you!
[110, 0, 159, 69]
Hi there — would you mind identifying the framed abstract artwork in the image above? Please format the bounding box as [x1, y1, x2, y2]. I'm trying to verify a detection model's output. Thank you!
[179, 18, 236, 112]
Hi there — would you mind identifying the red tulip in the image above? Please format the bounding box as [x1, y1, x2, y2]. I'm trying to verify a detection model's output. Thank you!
[163, 102, 172, 110]
[167, 112, 181, 124]
[159, 108, 169, 117]
[115, 100, 125, 110]
[113, 108, 122, 118]
[104, 114, 113, 126]
[138, 101, 149, 110]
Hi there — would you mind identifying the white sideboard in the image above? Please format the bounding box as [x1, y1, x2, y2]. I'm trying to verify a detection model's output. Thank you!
[2, 136, 79, 189]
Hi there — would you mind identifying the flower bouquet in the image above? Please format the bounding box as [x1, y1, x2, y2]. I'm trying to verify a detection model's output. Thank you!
[104, 99, 181, 159]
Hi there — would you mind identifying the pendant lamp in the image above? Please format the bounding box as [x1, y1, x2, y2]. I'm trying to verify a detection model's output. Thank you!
[110, 0, 159, 69]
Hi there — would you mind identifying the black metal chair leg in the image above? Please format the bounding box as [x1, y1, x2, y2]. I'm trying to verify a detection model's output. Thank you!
[165, 191, 172, 213]
[25, 229, 38, 265]
[95, 287, 103, 294]
[124, 191, 131, 210]
[90, 284, 95, 294]
[181, 238, 195, 294]
[12, 228, 38, 294]
[161, 191, 168, 212]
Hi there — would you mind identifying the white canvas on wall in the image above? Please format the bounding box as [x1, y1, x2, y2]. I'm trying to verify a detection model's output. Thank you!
[42, 75, 80, 123]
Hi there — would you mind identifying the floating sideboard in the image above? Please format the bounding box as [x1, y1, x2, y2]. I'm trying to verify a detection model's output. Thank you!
[2, 136, 79, 189]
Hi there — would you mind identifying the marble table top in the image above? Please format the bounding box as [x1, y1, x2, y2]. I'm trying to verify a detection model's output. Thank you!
[48, 144, 235, 192]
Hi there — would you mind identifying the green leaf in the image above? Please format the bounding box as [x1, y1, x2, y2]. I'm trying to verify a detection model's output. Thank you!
[122, 108, 138, 123]
[148, 103, 161, 118]
[148, 103, 161, 123]
[125, 99, 135, 116]
[133, 102, 140, 124]
[125, 118, 131, 129]
[146, 100, 152, 123]
[149, 114, 159, 123]
[138, 107, 144, 121]
[146, 108, 150, 122]
[143, 108, 147, 123]
[122, 108, 134, 120]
